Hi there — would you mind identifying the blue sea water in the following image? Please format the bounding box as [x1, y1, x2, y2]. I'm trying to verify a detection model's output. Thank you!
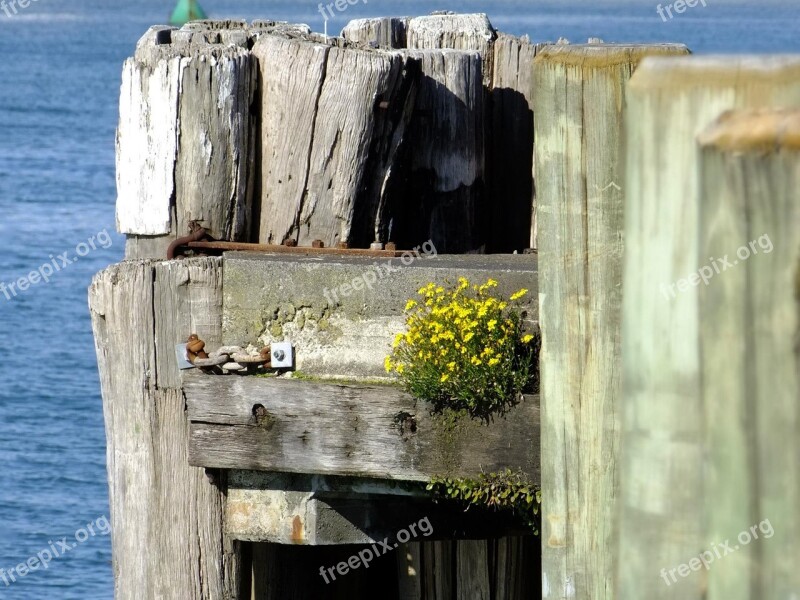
[0, 0, 797, 598]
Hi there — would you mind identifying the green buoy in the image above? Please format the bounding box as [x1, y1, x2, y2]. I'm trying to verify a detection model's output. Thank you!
[170, 0, 207, 26]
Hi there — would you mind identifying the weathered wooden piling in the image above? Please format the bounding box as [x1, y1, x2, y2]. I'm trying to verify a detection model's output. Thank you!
[117, 24, 258, 259]
[617, 57, 800, 599]
[342, 17, 409, 48]
[532, 43, 688, 600]
[691, 108, 800, 598]
[254, 35, 418, 249]
[99, 13, 560, 599]
[90, 258, 240, 599]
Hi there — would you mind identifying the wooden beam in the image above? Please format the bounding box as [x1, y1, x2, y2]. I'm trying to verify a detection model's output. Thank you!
[533, 43, 688, 600]
[183, 370, 540, 484]
[617, 56, 800, 599]
[695, 108, 800, 598]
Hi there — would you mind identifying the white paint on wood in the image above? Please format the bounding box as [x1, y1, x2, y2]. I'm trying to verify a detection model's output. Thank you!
[116, 56, 180, 235]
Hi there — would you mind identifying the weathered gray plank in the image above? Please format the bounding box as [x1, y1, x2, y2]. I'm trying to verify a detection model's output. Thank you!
[173, 46, 257, 241]
[487, 33, 539, 252]
[407, 13, 496, 86]
[254, 35, 417, 248]
[696, 108, 800, 598]
[456, 540, 490, 600]
[397, 542, 423, 599]
[618, 56, 800, 600]
[183, 370, 540, 483]
[533, 43, 688, 600]
[423, 541, 454, 600]
[89, 258, 239, 600]
[395, 49, 485, 252]
[342, 17, 410, 48]
[117, 26, 258, 255]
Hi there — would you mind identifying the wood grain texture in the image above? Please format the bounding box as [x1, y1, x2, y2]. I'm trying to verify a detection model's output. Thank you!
[254, 35, 417, 248]
[117, 26, 257, 248]
[89, 258, 240, 600]
[696, 108, 800, 599]
[395, 49, 485, 253]
[183, 370, 540, 483]
[342, 17, 410, 48]
[456, 540, 490, 600]
[173, 47, 257, 241]
[533, 43, 688, 600]
[407, 13, 496, 86]
[488, 33, 539, 252]
[618, 56, 800, 600]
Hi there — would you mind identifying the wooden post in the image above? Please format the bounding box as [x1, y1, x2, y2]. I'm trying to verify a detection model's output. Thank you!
[341, 17, 409, 48]
[533, 43, 688, 600]
[395, 49, 485, 253]
[488, 33, 539, 252]
[117, 24, 258, 259]
[693, 108, 800, 598]
[407, 13, 495, 86]
[89, 258, 239, 599]
[617, 57, 800, 599]
[253, 35, 417, 248]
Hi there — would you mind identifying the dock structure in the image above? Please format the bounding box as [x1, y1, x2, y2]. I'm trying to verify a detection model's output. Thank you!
[91, 12, 800, 600]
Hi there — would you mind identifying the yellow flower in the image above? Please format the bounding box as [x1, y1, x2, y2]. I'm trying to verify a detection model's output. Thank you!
[447, 361, 456, 371]
[470, 356, 482, 366]
[522, 334, 534, 344]
[487, 319, 498, 331]
[384, 356, 393, 372]
[510, 289, 528, 301]
[488, 357, 500, 367]
[440, 373, 450, 383]
[464, 331, 475, 343]
[392, 333, 404, 348]
[396, 364, 405, 374]
[405, 299, 417, 311]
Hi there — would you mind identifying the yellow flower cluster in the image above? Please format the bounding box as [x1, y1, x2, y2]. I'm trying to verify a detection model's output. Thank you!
[385, 278, 536, 417]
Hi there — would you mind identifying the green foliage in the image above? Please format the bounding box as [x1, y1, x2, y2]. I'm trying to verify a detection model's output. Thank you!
[427, 469, 542, 534]
[386, 278, 539, 420]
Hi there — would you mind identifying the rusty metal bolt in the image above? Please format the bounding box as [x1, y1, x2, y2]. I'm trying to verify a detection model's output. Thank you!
[385, 242, 397, 252]
[336, 241, 349, 249]
[186, 334, 209, 364]
[311, 239, 325, 248]
[283, 238, 298, 247]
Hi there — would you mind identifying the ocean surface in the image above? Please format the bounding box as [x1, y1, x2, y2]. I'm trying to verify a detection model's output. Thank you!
[0, 0, 797, 597]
